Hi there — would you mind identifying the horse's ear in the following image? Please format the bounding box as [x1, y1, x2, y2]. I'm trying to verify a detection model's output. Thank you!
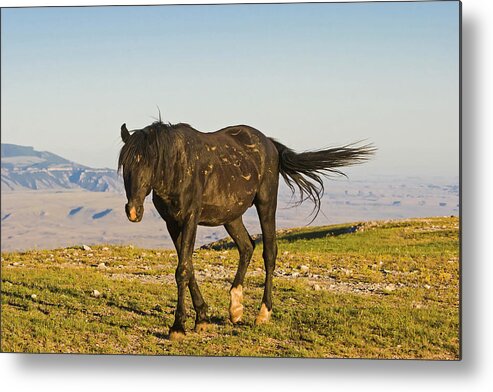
[121, 123, 130, 143]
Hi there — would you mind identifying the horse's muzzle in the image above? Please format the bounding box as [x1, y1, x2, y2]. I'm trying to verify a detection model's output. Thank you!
[125, 203, 143, 223]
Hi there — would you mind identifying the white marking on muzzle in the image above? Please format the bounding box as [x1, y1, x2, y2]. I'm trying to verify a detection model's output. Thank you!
[129, 207, 137, 221]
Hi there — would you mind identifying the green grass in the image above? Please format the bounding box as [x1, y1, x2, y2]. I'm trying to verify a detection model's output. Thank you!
[1, 216, 459, 359]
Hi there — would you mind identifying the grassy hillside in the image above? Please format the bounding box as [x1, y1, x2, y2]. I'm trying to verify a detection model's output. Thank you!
[1, 216, 460, 359]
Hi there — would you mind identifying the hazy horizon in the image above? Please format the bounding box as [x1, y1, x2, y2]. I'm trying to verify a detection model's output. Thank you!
[1, 2, 460, 177]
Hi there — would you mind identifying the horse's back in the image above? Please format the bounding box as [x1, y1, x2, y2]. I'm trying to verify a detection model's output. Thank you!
[214, 124, 267, 142]
[210, 125, 277, 159]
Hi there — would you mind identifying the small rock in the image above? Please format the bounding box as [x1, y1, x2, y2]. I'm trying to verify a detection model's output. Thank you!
[384, 284, 396, 292]
[91, 290, 101, 298]
[12, 262, 20, 266]
[313, 284, 321, 291]
[170, 253, 177, 258]
[282, 251, 289, 256]
[31, 294, 37, 299]
[128, 245, 135, 249]
[102, 247, 109, 251]
[291, 272, 300, 278]
[219, 255, 226, 260]
[87, 253, 94, 257]
[424, 284, 431, 290]
[97, 262, 106, 269]
[300, 265, 310, 273]
[82, 245, 92, 251]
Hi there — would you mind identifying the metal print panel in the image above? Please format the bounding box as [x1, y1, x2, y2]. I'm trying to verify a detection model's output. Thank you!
[0, 1, 461, 359]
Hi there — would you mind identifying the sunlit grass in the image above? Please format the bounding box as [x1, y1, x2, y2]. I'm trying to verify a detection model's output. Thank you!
[1, 216, 459, 359]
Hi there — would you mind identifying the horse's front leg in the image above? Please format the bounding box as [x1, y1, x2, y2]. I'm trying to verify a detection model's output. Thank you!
[169, 214, 199, 341]
[166, 218, 209, 337]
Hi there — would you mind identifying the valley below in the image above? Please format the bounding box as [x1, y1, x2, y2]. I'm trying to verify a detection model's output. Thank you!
[1, 175, 459, 252]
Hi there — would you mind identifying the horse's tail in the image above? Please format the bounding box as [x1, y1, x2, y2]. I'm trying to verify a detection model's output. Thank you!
[269, 138, 376, 221]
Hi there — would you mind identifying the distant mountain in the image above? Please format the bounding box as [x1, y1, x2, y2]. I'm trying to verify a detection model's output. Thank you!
[1, 143, 122, 192]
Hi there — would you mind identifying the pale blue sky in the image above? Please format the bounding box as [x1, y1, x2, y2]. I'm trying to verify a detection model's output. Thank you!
[1, 2, 460, 177]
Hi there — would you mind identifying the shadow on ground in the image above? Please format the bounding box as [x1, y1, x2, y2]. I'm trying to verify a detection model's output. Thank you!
[201, 224, 361, 251]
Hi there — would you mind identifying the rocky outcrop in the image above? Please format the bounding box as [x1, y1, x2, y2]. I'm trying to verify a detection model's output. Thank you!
[1, 143, 122, 192]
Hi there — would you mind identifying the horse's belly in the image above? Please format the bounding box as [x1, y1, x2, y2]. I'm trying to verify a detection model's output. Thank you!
[198, 167, 258, 226]
[198, 197, 253, 226]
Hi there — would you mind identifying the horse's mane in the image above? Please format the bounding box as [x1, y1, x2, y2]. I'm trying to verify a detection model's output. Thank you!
[118, 121, 190, 173]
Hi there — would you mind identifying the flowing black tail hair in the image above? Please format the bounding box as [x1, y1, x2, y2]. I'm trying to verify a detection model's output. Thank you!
[269, 139, 376, 222]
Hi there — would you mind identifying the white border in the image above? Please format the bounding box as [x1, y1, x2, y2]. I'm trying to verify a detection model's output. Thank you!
[2, 1, 492, 391]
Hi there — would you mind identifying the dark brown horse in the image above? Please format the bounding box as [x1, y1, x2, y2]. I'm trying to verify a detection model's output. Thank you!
[118, 121, 374, 340]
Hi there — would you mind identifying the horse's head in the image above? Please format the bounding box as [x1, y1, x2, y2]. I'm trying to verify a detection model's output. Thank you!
[118, 123, 154, 223]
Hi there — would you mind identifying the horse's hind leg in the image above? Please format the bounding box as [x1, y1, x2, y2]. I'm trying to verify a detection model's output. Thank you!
[254, 181, 278, 325]
[224, 217, 255, 324]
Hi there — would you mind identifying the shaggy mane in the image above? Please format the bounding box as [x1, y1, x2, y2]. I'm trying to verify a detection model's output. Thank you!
[117, 122, 185, 173]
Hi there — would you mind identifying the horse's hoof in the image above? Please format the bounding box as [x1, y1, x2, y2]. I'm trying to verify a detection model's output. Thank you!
[229, 304, 244, 324]
[254, 303, 272, 326]
[229, 285, 244, 324]
[169, 329, 186, 341]
[254, 316, 270, 325]
[194, 322, 213, 333]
